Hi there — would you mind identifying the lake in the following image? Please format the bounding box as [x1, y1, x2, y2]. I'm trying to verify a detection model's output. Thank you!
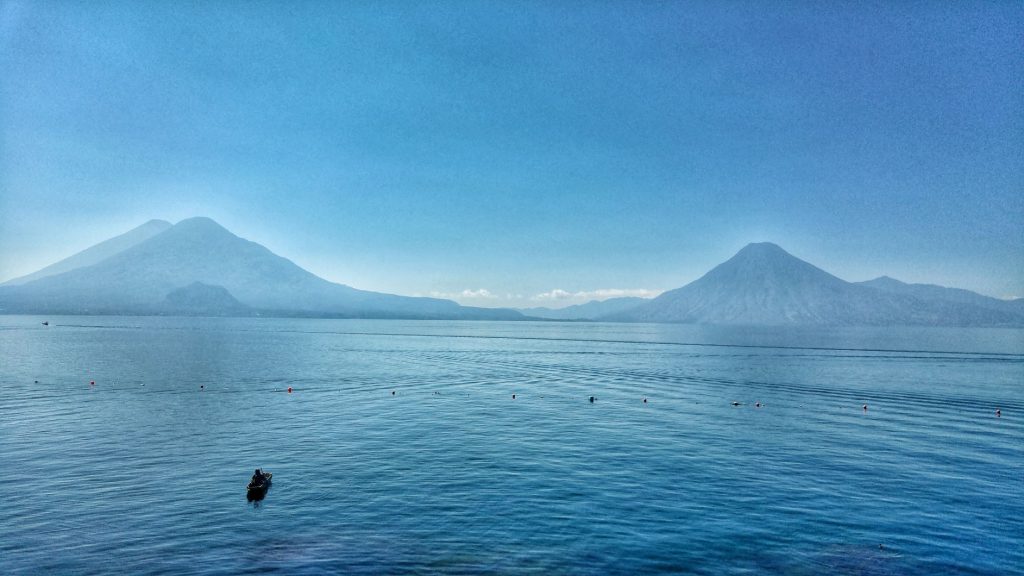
[1, 316, 1021, 575]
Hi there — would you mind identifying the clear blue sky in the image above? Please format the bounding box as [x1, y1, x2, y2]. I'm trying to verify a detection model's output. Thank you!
[2, 1, 1021, 306]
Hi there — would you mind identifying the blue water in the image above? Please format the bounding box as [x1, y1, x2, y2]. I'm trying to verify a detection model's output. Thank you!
[1, 316, 1021, 575]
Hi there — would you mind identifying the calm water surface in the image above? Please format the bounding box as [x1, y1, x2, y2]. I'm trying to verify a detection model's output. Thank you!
[1, 317, 1022, 575]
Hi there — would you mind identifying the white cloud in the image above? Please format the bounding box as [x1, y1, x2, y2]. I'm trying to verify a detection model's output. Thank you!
[533, 289, 575, 301]
[429, 288, 499, 300]
[531, 288, 661, 302]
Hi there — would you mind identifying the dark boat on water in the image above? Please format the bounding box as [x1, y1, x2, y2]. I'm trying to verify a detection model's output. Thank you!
[247, 471, 272, 501]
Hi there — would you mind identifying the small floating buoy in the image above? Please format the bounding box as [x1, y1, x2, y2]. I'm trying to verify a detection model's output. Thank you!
[287, 387, 293, 393]
[200, 385, 204, 390]
[512, 394, 516, 399]
[391, 390, 395, 395]
[589, 396, 595, 403]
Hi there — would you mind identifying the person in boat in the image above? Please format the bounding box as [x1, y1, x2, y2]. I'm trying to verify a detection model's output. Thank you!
[251, 468, 265, 485]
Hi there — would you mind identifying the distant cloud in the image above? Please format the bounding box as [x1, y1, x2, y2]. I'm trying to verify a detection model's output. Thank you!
[430, 288, 499, 300]
[532, 288, 661, 302]
[424, 287, 660, 307]
[533, 289, 575, 301]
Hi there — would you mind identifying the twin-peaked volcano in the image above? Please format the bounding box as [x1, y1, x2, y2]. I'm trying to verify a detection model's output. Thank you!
[605, 243, 1022, 326]
[0, 217, 522, 319]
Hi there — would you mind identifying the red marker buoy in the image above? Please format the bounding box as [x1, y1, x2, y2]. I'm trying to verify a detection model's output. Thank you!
[287, 387, 293, 393]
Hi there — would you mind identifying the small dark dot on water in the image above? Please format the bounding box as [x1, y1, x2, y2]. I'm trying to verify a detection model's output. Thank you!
[34, 380, 38, 384]
[589, 396, 595, 403]
[391, 390, 395, 395]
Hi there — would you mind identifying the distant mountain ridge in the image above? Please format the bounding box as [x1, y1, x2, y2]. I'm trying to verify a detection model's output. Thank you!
[856, 276, 1023, 315]
[518, 297, 649, 320]
[0, 217, 524, 320]
[604, 243, 1023, 327]
[1, 222, 1019, 326]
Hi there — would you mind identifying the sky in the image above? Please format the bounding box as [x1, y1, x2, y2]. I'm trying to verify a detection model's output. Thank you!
[1, 1, 1021, 307]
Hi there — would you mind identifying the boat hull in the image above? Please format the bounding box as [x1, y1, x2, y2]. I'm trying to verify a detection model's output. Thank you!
[246, 472, 272, 501]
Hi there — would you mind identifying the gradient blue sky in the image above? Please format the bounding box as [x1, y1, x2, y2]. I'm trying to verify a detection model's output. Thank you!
[2, 1, 1021, 306]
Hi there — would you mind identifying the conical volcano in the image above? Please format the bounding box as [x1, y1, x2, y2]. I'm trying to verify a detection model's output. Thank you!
[607, 243, 1019, 325]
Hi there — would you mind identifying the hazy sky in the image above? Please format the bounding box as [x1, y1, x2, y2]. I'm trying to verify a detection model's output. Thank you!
[2, 1, 1021, 306]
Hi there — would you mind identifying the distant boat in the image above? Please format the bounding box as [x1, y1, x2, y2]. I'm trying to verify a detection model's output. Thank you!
[246, 471, 272, 501]
[41, 321, 48, 326]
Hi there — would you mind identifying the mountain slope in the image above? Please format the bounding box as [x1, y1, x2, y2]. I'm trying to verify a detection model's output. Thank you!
[606, 243, 1022, 326]
[2, 219, 172, 286]
[0, 217, 523, 319]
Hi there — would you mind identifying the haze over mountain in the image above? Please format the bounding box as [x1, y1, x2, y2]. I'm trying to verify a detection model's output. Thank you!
[1, 221, 1018, 326]
[604, 243, 1023, 327]
[0, 218, 522, 320]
